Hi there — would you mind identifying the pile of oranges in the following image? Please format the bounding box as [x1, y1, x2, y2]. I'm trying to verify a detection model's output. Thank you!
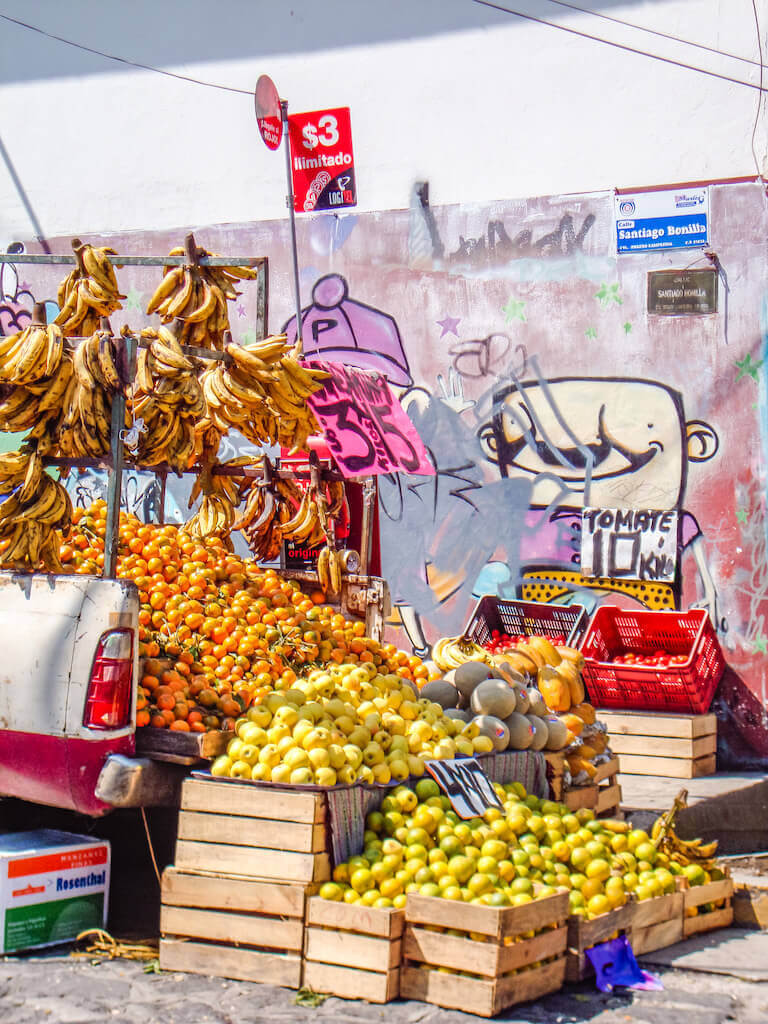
[60, 499, 428, 730]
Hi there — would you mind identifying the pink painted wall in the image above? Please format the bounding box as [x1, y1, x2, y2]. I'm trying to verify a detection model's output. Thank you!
[4, 180, 767, 761]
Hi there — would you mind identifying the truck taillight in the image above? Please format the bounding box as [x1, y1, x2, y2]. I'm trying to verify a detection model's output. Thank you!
[83, 629, 134, 730]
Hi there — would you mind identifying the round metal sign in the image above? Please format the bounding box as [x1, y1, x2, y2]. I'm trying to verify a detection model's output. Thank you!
[254, 74, 282, 150]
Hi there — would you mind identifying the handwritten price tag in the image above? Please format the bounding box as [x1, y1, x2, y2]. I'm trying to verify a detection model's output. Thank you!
[305, 361, 434, 477]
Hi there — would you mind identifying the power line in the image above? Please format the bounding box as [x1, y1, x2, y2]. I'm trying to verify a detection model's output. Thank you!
[750, 0, 765, 180]
[0, 11, 253, 96]
[472, 0, 768, 94]
[546, 0, 766, 71]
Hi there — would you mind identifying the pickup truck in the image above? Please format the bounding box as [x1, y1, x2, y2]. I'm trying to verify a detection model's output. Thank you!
[0, 570, 389, 817]
[0, 573, 188, 816]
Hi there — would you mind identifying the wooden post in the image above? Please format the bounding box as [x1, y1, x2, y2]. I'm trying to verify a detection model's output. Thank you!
[360, 477, 376, 575]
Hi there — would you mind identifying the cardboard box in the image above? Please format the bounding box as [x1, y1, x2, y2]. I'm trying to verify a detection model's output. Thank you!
[0, 830, 110, 954]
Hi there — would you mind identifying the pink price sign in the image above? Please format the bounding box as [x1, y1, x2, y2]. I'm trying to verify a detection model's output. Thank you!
[305, 361, 434, 478]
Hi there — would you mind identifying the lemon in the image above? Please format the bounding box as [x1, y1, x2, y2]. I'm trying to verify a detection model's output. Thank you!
[350, 868, 375, 894]
[319, 882, 344, 901]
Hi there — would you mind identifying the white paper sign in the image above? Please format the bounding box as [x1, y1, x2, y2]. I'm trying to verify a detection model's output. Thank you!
[581, 507, 678, 582]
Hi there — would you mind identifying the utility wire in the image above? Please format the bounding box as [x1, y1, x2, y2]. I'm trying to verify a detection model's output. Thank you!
[750, 0, 766, 180]
[472, 0, 768, 94]
[0, 11, 253, 96]
[546, 0, 766, 71]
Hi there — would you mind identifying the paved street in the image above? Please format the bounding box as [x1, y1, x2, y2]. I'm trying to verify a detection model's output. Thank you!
[2, 930, 767, 1024]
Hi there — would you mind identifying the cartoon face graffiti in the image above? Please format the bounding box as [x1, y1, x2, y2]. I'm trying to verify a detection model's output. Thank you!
[479, 377, 719, 511]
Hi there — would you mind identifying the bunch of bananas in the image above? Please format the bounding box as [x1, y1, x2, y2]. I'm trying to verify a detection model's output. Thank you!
[316, 545, 345, 596]
[130, 327, 205, 474]
[184, 457, 259, 541]
[57, 332, 123, 459]
[199, 335, 328, 451]
[55, 242, 125, 336]
[146, 244, 259, 350]
[432, 635, 495, 672]
[0, 320, 73, 450]
[235, 475, 303, 561]
[651, 789, 719, 869]
[0, 451, 72, 572]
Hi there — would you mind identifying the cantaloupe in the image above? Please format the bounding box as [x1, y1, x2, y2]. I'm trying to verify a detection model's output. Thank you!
[419, 679, 460, 709]
[526, 688, 548, 717]
[472, 714, 509, 752]
[503, 712, 534, 750]
[544, 715, 568, 750]
[527, 715, 549, 751]
[454, 661, 492, 699]
[514, 686, 531, 714]
[470, 679, 518, 719]
[444, 707, 473, 723]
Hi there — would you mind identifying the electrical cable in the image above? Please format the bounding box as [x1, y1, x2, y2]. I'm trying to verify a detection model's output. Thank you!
[0, 11, 253, 96]
[546, 0, 766, 71]
[750, 0, 765, 180]
[472, 0, 768, 94]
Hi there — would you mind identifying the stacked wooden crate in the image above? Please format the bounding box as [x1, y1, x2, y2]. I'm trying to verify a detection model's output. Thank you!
[303, 898, 403, 1003]
[598, 711, 717, 778]
[630, 889, 684, 955]
[159, 778, 329, 987]
[594, 757, 622, 818]
[565, 902, 634, 981]
[400, 891, 569, 1018]
[682, 874, 734, 937]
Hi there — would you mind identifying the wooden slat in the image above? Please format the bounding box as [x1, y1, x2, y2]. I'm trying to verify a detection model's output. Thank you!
[592, 757, 620, 784]
[404, 923, 567, 977]
[306, 897, 404, 938]
[303, 962, 399, 1003]
[632, 891, 683, 929]
[564, 785, 598, 811]
[174, 840, 330, 883]
[180, 777, 325, 823]
[596, 783, 622, 814]
[567, 902, 634, 950]
[177, 810, 326, 853]
[683, 905, 733, 937]
[631, 916, 683, 955]
[161, 868, 307, 917]
[159, 938, 302, 988]
[599, 711, 716, 740]
[682, 878, 733, 910]
[608, 734, 717, 758]
[616, 753, 716, 778]
[304, 927, 401, 971]
[405, 891, 569, 940]
[160, 905, 304, 952]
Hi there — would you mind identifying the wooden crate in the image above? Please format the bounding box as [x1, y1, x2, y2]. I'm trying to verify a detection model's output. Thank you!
[544, 752, 565, 802]
[682, 877, 734, 937]
[135, 726, 230, 765]
[599, 712, 717, 778]
[630, 890, 684, 955]
[174, 778, 330, 884]
[303, 898, 403, 1004]
[159, 867, 309, 988]
[564, 784, 598, 812]
[565, 902, 634, 981]
[401, 891, 568, 1017]
[594, 757, 623, 818]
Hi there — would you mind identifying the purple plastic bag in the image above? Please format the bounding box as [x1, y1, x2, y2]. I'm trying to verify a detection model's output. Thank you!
[586, 935, 664, 992]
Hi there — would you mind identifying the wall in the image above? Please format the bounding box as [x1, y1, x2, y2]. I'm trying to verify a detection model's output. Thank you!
[1, 0, 767, 240]
[2, 177, 767, 760]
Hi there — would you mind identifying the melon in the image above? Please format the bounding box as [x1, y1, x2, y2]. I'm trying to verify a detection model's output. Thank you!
[454, 661, 492, 699]
[514, 687, 531, 714]
[470, 679, 518, 719]
[419, 679, 460, 710]
[443, 707, 473, 724]
[472, 714, 509, 752]
[503, 711, 534, 750]
[527, 714, 549, 751]
[544, 715, 568, 750]
[526, 687, 548, 717]
[401, 678, 419, 699]
[443, 669, 457, 686]
[491, 662, 527, 687]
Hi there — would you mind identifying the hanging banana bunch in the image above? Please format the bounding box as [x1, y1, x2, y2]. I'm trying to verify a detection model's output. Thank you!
[57, 331, 123, 460]
[146, 242, 260, 350]
[236, 474, 304, 562]
[184, 457, 256, 542]
[55, 240, 125, 337]
[130, 326, 205, 474]
[0, 450, 72, 572]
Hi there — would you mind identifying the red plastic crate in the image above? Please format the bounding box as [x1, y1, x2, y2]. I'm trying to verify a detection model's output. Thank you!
[463, 596, 588, 649]
[580, 606, 725, 713]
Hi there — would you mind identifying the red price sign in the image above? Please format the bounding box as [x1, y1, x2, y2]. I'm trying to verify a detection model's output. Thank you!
[288, 107, 357, 213]
[254, 74, 282, 151]
[305, 361, 434, 478]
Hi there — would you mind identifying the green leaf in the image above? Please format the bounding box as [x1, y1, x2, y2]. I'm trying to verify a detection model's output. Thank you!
[294, 987, 328, 1007]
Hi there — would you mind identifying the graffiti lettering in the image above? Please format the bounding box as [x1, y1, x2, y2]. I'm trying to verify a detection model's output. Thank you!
[449, 335, 527, 380]
[447, 214, 596, 266]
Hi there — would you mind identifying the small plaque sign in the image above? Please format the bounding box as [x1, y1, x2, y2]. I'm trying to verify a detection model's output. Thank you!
[647, 269, 718, 316]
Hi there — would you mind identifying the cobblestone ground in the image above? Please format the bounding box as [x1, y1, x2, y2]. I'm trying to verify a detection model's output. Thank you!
[1, 951, 767, 1024]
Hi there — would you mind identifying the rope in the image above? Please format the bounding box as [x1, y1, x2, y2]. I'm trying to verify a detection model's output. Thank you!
[71, 928, 158, 961]
[141, 806, 162, 885]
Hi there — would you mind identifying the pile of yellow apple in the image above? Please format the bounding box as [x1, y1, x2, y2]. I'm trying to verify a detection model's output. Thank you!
[320, 779, 683, 918]
[210, 663, 495, 787]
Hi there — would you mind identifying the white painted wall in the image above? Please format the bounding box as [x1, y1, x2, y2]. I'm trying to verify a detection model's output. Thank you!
[0, 0, 765, 241]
